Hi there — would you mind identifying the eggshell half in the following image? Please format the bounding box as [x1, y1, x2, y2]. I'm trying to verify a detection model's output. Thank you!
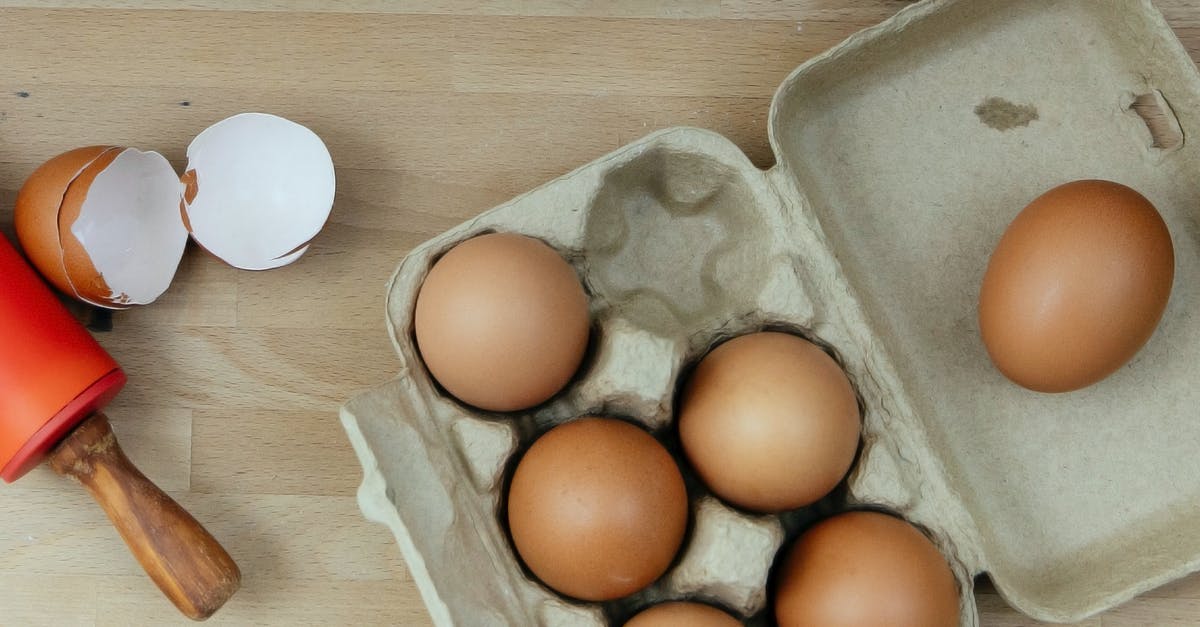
[13, 145, 119, 299]
[182, 112, 335, 270]
[57, 147, 124, 307]
[58, 148, 188, 308]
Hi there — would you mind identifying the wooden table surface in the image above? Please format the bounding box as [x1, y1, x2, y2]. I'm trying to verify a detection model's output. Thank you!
[1, 1, 1198, 625]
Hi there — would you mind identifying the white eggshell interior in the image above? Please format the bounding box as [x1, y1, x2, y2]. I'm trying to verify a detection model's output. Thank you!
[56, 146, 124, 307]
[69, 148, 188, 306]
[182, 112, 335, 270]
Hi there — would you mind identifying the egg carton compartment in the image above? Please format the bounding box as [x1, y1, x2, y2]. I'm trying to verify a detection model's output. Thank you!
[343, 0, 1200, 625]
[344, 124, 978, 627]
[350, 131, 805, 627]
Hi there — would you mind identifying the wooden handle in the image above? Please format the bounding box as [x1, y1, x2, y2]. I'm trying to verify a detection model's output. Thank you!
[47, 413, 241, 620]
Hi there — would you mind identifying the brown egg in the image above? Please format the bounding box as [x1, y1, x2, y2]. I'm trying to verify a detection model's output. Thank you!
[775, 511, 959, 627]
[678, 332, 860, 513]
[507, 417, 688, 601]
[414, 232, 590, 411]
[979, 180, 1174, 392]
[624, 602, 741, 627]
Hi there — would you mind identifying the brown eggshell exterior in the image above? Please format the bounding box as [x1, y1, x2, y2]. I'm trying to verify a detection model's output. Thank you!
[57, 148, 125, 307]
[979, 180, 1174, 393]
[507, 418, 689, 602]
[775, 511, 959, 627]
[678, 332, 861, 513]
[13, 146, 118, 299]
[624, 602, 741, 627]
[414, 232, 590, 412]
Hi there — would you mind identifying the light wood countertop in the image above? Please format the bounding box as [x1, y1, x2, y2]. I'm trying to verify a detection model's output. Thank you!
[1, 2, 1198, 625]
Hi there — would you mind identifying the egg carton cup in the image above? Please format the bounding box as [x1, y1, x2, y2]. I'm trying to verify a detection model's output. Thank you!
[341, 1, 1200, 624]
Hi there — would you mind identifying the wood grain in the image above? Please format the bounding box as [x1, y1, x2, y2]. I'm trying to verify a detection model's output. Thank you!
[0, 1, 1198, 625]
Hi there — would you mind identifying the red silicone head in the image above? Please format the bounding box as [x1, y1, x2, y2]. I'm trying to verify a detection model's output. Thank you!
[0, 233, 125, 482]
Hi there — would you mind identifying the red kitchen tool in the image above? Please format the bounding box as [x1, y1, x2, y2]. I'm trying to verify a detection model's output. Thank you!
[0, 232, 240, 620]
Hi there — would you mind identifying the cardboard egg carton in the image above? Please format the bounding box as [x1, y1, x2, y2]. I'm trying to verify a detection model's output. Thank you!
[341, 1, 1200, 624]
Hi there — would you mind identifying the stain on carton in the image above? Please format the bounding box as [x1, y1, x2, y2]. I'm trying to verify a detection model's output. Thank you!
[974, 97, 1038, 131]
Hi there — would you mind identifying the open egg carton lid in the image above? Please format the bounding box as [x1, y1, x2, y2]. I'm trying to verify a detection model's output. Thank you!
[342, 0, 1200, 624]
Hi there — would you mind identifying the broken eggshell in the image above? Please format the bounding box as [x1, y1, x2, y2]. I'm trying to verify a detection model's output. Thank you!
[15, 145, 184, 309]
[13, 113, 335, 309]
[14, 145, 118, 302]
[59, 148, 187, 308]
[182, 112, 335, 271]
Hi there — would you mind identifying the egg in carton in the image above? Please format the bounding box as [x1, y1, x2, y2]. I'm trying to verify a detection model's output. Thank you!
[342, 0, 1200, 625]
[342, 126, 978, 626]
